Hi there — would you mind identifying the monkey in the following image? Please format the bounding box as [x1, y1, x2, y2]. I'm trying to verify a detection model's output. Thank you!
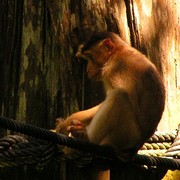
[56, 31, 165, 161]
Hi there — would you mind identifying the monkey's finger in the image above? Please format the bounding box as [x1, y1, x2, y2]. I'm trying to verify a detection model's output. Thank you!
[67, 125, 84, 132]
[56, 117, 65, 122]
[71, 130, 87, 140]
[56, 126, 69, 135]
[55, 118, 65, 125]
[71, 119, 83, 126]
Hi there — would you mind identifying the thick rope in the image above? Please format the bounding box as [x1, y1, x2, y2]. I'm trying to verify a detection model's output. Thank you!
[141, 142, 172, 151]
[0, 116, 116, 159]
[0, 135, 56, 168]
[0, 116, 180, 170]
[133, 154, 180, 170]
[147, 131, 177, 143]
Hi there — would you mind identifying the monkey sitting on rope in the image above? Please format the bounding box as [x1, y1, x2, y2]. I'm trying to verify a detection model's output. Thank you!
[56, 31, 165, 161]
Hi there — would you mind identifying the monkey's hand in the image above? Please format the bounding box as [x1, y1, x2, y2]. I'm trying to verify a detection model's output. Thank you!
[67, 119, 88, 140]
[55, 117, 72, 135]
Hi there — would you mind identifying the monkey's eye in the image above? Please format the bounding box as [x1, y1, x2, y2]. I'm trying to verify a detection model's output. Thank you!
[85, 54, 95, 63]
[78, 53, 94, 63]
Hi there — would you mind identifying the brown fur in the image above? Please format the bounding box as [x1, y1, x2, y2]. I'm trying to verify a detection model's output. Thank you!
[56, 32, 165, 161]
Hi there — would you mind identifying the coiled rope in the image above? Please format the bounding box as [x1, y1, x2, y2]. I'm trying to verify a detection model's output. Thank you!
[0, 116, 115, 159]
[0, 116, 180, 170]
[0, 135, 56, 168]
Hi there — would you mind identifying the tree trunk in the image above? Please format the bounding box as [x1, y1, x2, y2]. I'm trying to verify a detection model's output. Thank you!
[0, 0, 179, 179]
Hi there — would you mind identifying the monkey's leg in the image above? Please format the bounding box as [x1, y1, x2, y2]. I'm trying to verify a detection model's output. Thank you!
[87, 89, 142, 160]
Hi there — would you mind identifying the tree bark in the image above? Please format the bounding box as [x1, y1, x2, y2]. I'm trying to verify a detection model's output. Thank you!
[0, 0, 179, 179]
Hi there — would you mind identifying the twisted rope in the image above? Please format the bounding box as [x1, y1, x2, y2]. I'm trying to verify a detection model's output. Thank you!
[0, 116, 180, 170]
[141, 142, 172, 150]
[139, 130, 177, 157]
[0, 135, 56, 168]
[0, 117, 115, 159]
[133, 154, 180, 170]
[147, 131, 177, 143]
[138, 150, 167, 157]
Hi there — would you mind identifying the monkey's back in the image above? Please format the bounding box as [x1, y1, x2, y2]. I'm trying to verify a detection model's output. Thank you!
[106, 47, 165, 139]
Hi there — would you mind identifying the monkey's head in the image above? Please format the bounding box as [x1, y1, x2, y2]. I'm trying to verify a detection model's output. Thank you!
[76, 32, 118, 81]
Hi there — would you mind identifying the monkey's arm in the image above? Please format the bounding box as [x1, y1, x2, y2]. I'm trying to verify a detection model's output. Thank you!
[66, 119, 88, 140]
[55, 103, 102, 134]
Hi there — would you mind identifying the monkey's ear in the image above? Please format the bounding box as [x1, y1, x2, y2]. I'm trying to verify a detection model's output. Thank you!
[103, 38, 114, 51]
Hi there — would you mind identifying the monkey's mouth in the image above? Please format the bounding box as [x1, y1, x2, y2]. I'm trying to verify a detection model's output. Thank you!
[88, 74, 101, 81]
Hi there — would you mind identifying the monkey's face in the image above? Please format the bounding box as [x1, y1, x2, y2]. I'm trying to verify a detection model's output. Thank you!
[76, 39, 114, 80]
[76, 38, 115, 80]
[85, 58, 102, 80]
[82, 51, 107, 81]
[86, 39, 114, 65]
